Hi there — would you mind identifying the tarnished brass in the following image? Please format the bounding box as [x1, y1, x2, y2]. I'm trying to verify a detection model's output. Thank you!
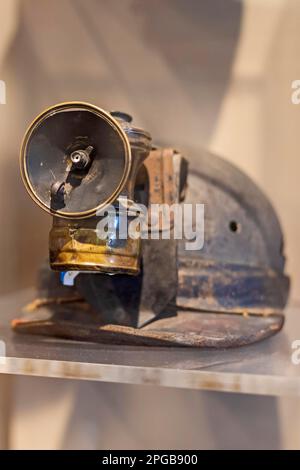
[49, 217, 141, 275]
[20, 102, 133, 219]
[20, 102, 151, 274]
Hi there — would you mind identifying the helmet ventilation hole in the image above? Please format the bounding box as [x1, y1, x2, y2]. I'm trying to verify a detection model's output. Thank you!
[229, 220, 240, 233]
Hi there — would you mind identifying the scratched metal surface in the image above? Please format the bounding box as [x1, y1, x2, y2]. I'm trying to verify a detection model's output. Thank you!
[0, 288, 300, 396]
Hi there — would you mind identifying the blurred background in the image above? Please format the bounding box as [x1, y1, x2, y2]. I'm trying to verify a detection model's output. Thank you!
[0, 0, 300, 449]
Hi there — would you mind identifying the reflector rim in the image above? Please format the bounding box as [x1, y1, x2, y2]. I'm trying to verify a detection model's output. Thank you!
[20, 101, 132, 219]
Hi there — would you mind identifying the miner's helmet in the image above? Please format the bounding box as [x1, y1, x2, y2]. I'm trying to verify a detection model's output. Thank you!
[17, 101, 290, 348]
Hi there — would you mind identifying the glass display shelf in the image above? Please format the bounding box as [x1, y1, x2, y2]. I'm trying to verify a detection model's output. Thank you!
[0, 288, 299, 397]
